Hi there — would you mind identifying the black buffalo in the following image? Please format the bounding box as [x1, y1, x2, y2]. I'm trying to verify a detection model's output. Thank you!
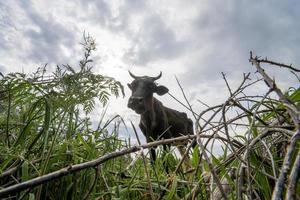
[127, 71, 194, 163]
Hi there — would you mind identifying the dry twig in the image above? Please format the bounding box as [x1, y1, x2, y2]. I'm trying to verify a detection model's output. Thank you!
[250, 52, 300, 200]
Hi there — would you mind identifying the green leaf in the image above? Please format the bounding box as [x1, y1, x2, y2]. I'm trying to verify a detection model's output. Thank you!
[21, 160, 29, 181]
[166, 176, 178, 200]
[191, 144, 199, 167]
[29, 193, 35, 200]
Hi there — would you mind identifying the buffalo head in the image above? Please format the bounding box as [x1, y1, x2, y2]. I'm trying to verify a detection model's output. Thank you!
[127, 71, 169, 114]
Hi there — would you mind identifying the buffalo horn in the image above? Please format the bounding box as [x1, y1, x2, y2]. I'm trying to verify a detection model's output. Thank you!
[128, 71, 139, 79]
[151, 71, 162, 81]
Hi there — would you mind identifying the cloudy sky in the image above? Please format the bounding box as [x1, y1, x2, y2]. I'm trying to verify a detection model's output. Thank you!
[1, 0, 299, 141]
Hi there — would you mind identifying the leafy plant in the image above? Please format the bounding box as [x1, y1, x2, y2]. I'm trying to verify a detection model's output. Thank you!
[0, 34, 126, 199]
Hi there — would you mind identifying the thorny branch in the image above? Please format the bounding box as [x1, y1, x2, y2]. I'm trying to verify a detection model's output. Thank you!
[250, 52, 300, 200]
[185, 53, 299, 199]
[254, 55, 300, 72]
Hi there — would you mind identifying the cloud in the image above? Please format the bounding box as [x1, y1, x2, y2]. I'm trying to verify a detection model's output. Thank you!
[123, 15, 189, 65]
[77, 0, 112, 26]
[73, 1, 190, 65]
[0, 2, 16, 53]
[180, 0, 300, 88]
[0, 0, 80, 73]
[0, 64, 5, 73]
[0, 0, 299, 125]
[20, 1, 77, 64]
[229, 1, 300, 63]
[74, 0, 138, 32]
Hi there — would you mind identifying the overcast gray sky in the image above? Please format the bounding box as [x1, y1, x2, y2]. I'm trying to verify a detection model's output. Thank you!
[1, 0, 299, 139]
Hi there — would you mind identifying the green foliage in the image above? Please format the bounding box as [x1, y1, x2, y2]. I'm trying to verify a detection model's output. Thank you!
[0, 34, 127, 199]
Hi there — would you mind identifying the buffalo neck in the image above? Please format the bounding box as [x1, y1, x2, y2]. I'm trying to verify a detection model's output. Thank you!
[140, 97, 162, 130]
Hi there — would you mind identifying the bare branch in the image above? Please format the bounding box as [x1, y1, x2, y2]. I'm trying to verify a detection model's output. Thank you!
[250, 52, 300, 200]
[286, 152, 300, 200]
[272, 131, 300, 200]
[221, 72, 233, 96]
[0, 135, 197, 197]
[255, 56, 300, 72]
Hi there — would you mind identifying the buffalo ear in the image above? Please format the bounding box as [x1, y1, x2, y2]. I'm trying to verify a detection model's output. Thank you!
[156, 85, 169, 96]
[127, 83, 132, 90]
